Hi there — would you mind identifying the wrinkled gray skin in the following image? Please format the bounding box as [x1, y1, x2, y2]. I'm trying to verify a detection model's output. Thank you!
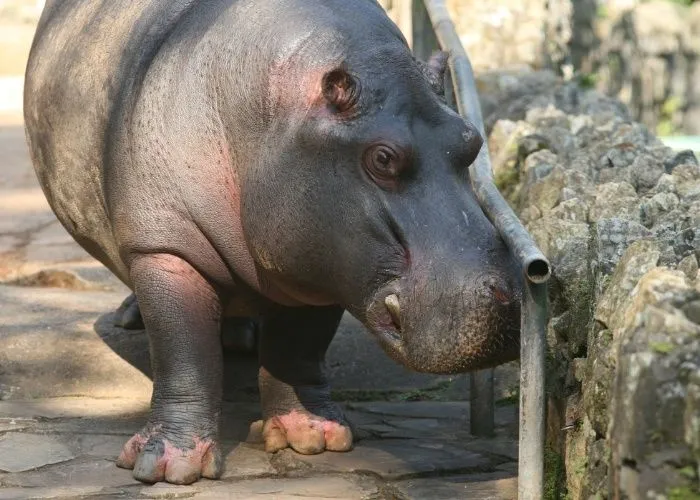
[24, 0, 521, 485]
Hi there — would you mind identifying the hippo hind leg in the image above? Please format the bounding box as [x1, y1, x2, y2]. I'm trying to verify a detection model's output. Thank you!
[252, 305, 353, 454]
[115, 293, 260, 356]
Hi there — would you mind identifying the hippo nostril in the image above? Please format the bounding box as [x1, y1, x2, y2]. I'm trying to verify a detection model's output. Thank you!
[489, 284, 512, 305]
[384, 294, 401, 328]
[481, 276, 512, 305]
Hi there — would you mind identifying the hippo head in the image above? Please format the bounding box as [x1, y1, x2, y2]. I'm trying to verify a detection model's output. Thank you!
[241, 26, 521, 374]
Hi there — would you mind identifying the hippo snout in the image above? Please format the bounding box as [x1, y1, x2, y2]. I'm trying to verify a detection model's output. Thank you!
[365, 269, 521, 374]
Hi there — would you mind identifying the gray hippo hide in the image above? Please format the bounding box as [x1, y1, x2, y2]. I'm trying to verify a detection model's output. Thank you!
[24, 0, 521, 485]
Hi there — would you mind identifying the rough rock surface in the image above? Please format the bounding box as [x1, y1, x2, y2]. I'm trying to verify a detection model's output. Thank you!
[480, 70, 700, 498]
[593, 1, 700, 135]
[380, 0, 700, 135]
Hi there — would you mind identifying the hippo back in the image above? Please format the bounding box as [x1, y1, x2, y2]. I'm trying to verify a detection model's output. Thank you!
[24, 0, 205, 283]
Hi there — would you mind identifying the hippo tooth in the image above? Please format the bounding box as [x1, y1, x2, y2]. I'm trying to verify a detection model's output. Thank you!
[384, 294, 401, 323]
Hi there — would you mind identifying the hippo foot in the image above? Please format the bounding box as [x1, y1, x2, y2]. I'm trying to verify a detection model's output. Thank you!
[255, 367, 353, 454]
[114, 293, 144, 330]
[252, 409, 353, 454]
[116, 427, 222, 485]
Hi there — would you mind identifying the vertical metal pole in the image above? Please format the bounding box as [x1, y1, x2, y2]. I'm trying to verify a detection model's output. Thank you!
[518, 280, 548, 499]
[470, 368, 495, 437]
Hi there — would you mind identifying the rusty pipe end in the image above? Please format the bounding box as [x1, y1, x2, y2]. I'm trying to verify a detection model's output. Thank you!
[524, 254, 551, 284]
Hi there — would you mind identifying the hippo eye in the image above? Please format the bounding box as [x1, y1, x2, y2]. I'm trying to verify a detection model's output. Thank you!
[376, 149, 391, 165]
[364, 145, 403, 188]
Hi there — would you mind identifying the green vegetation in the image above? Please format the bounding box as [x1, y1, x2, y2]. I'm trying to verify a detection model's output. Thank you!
[668, 486, 700, 500]
[494, 166, 519, 192]
[650, 341, 675, 354]
[654, 0, 698, 5]
[331, 380, 457, 403]
[576, 72, 599, 90]
[496, 385, 519, 407]
[394, 380, 453, 402]
[679, 466, 698, 481]
[657, 96, 683, 137]
[544, 447, 567, 500]
[573, 455, 588, 478]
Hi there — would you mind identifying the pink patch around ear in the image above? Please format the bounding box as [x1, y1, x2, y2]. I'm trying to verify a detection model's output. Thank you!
[268, 62, 360, 119]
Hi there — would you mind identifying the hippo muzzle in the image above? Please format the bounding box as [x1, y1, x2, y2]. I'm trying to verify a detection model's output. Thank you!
[366, 265, 521, 374]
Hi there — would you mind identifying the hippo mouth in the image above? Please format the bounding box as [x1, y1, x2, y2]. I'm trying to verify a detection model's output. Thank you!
[364, 285, 407, 360]
[361, 271, 521, 374]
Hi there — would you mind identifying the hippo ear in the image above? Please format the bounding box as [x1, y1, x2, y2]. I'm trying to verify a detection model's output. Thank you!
[427, 51, 449, 78]
[417, 51, 449, 96]
[321, 67, 361, 114]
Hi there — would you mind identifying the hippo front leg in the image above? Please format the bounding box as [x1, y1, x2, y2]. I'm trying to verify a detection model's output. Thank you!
[255, 305, 353, 454]
[116, 254, 223, 484]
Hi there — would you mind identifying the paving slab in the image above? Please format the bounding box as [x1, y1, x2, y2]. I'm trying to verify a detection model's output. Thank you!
[0, 485, 108, 500]
[276, 439, 500, 480]
[466, 437, 520, 461]
[0, 398, 149, 419]
[186, 475, 383, 499]
[0, 456, 138, 489]
[0, 417, 36, 432]
[0, 113, 34, 187]
[0, 433, 76, 473]
[222, 444, 277, 479]
[136, 483, 200, 498]
[393, 471, 518, 500]
[0, 398, 517, 498]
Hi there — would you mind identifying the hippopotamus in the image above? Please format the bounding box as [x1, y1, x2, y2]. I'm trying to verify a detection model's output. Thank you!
[24, 0, 521, 485]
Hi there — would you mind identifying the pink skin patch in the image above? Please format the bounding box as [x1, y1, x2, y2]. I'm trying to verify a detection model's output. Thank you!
[116, 432, 151, 468]
[259, 410, 353, 455]
[117, 430, 220, 485]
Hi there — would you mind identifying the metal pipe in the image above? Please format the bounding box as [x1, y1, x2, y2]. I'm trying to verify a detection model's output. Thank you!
[519, 279, 548, 499]
[421, 0, 551, 284]
[420, 1, 552, 498]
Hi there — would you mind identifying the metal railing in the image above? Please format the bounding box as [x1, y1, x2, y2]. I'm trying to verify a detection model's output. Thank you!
[409, 1, 552, 498]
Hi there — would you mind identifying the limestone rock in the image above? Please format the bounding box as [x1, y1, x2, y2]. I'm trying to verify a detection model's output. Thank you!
[609, 268, 700, 498]
[483, 71, 700, 498]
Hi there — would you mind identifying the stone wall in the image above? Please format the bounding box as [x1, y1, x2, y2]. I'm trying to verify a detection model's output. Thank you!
[478, 69, 700, 499]
[382, 0, 700, 134]
[593, 1, 700, 135]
